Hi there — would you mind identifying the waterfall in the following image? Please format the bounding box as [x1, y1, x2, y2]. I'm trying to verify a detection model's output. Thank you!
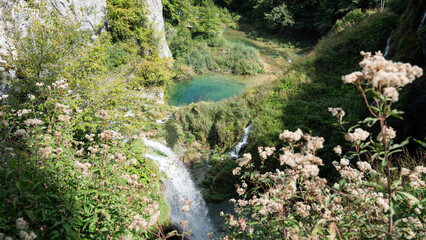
[384, 30, 395, 57]
[229, 124, 252, 158]
[143, 139, 213, 239]
[418, 12, 426, 31]
[156, 114, 171, 124]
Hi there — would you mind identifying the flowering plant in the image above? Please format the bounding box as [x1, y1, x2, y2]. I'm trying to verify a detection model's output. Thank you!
[0, 78, 168, 239]
[222, 52, 425, 239]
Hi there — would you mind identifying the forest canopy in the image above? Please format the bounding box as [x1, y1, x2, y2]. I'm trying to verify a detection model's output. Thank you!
[213, 0, 388, 34]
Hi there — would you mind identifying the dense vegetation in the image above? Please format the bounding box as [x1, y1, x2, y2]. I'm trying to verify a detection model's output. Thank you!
[222, 54, 425, 238]
[0, 1, 175, 238]
[213, 0, 386, 34]
[0, 0, 424, 239]
[163, 0, 264, 76]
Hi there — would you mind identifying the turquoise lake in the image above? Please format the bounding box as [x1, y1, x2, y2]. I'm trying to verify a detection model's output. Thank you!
[167, 74, 248, 106]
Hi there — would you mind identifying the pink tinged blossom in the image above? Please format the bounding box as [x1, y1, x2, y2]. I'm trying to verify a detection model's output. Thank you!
[376, 197, 389, 212]
[236, 186, 245, 196]
[58, 115, 71, 123]
[345, 128, 370, 142]
[130, 158, 137, 165]
[236, 153, 252, 167]
[328, 107, 345, 117]
[27, 94, 35, 100]
[357, 161, 374, 172]
[333, 145, 342, 155]
[301, 165, 319, 177]
[295, 202, 311, 217]
[17, 109, 31, 116]
[279, 129, 303, 142]
[232, 167, 241, 175]
[39, 147, 52, 159]
[14, 129, 29, 138]
[342, 71, 363, 84]
[24, 118, 43, 127]
[377, 126, 396, 142]
[401, 168, 411, 176]
[340, 158, 350, 166]
[383, 87, 399, 102]
[16, 218, 28, 230]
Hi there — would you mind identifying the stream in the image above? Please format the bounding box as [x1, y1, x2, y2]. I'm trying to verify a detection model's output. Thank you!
[152, 26, 300, 238]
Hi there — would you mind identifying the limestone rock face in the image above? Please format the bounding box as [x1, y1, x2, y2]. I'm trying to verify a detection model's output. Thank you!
[145, 0, 172, 59]
[0, 0, 107, 79]
[0, 0, 172, 80]
[49, 0, 107, 31]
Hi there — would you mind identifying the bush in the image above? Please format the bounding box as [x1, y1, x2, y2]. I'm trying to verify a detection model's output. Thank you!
[0, 79, 169, 239]
[331, 9, 375, 33]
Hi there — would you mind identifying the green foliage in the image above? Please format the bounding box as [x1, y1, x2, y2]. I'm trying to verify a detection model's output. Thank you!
[0, 2, 177, 238]
[5, 8, 95, 98]
[264, 3, 294, 29]
[221, 53, 425, 240]
[216, 0, 382, 34]
[0, 81, 168, 239]
[332, 8, 375, 33]
[387, 0, 426, 64]
[130, 56, 174, 87]
[315, 11, 398, 75]
[386, 0, 410, 15]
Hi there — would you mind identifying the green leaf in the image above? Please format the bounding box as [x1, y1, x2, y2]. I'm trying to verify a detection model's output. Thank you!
[397, 191, 420, 205]
[389, 137, 410, 150]
[414, 138, 426, 148]
[312, 219, 327, 236]
[361, 117, 379, 127]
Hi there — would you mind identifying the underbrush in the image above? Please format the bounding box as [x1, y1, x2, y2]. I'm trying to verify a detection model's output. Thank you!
[0, 80, 172, 239]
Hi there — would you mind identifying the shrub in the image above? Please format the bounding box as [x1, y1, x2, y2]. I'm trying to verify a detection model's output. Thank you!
[221, 52, 425, 239]
[331, 9, 375, 33]
[0, 79, 169, 239]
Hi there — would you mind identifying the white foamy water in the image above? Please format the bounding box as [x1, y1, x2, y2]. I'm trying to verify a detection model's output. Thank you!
[418, 12, 426, 31]
[143, 139, 213, 239]
[384, 30, 395, 57]
[229, 124, 251, 158]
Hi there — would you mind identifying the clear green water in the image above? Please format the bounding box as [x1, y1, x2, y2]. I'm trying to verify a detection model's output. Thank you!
[167, 74, 247, 106]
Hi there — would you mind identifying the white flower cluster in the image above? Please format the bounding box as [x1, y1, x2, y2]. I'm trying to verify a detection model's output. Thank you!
[24, 118, 43, 127]
[328, 107, 345, 117]
[128, 202, 159, 232]
[344, 128, 370, 142]
[75, 161, 92, 176]
[279, 128, 303, 142]
[376, 126, 396, 142]
[98, 130, 123, 140]
[342, 51, 423, 102]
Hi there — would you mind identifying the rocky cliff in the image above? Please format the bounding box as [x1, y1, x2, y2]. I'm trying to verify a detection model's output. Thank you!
[145, 0, 172, 58]
[0, 0, 171, 64]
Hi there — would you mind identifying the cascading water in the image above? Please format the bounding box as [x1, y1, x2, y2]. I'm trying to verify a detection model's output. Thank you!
[143, 139, 213, 239]
[229, 124, 252, 158]
[156, 114, 171, 124]
[384, 30, 394, 57]
[418, 12, 426, 31]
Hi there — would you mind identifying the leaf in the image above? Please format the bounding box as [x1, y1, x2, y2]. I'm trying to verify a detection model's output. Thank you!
[414, 138, 426, 148]
[361, 117, 379, 127]
[312, 219, 326, 236]
[389, 137, 410, 150]
[397, 191, 420, 205]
